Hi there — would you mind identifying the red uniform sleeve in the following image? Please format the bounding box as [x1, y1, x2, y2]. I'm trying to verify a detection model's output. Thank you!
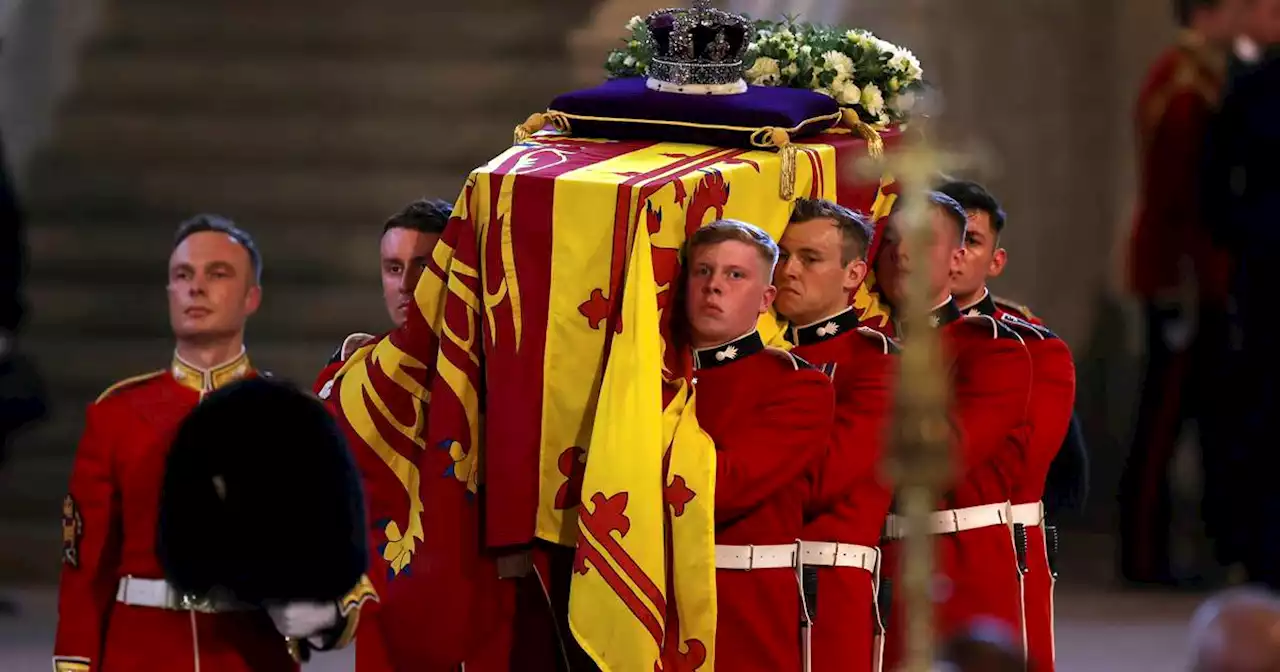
[54, 403, 124, 671]
[714, 368, 835, 521]
[950, 333, 1032, 481]
[1024, 339, 1078, 494]
[809, 353, 894, 513]
[1146, 90, 1213, 239]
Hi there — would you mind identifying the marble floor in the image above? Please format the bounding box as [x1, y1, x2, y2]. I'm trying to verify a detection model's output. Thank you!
[0, 542, 1207, 671]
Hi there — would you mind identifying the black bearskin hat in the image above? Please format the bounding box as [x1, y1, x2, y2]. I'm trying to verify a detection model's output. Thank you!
[157, 377, 367, 604]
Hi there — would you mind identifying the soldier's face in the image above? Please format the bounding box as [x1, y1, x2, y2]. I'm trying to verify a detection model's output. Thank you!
[876, 206, 963, 307]
[684, 240, 776, 347]
[774, 217, 867, 325]
[380, 227, 439, 327]
[167, 232, 260, 344]
[951, 210, 1007, 301]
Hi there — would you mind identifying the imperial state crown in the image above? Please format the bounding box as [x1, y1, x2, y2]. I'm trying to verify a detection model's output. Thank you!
[645, 0, 750, 94]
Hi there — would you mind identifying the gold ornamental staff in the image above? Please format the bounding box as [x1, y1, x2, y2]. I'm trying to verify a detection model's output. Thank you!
[855, 122, 973, 672]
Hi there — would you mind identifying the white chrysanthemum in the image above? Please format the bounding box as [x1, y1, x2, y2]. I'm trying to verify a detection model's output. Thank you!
[745, 57, 782, 86]
[624, 55, 637, 67]
[872, 36, 898, 55]
[834, 79, 862, 106]
[877, 111, 891, 126]
[626, 15, 644, 32]
[822, 51, 855, 78]
[860, 83, 885, 115]
[889, 48, 923, 80]
[747, 42, 760, 51]
[845, 29, 872, 48]
[800, 44, 813, 56]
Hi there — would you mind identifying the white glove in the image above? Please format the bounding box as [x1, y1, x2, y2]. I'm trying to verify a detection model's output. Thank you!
[267, 601, 339, 639]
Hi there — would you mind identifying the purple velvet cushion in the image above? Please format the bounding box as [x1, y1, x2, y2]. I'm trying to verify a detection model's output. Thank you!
[548, 77, 841, 148]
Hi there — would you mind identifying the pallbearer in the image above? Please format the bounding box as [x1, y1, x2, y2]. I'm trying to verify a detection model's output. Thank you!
[775, 199, 897, 672]
[680, 219, 835, 672]
[872, 193, 1033, 668]
[940, 179, 1077, 671]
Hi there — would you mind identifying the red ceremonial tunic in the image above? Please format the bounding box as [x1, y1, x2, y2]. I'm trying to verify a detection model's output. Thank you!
[1127, 31, 1229, 303]
[789, 307, 897, 672]
[875, 298, 1033, 668]
[965, 292, 1076, 672]
[690, 331, 835, 672]
[314, 336, 562, 672]
[53, 352, 297, 672]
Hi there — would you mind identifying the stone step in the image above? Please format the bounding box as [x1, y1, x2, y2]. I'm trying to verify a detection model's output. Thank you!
[26, 219, 393, 282]
[23, 165, 468, 224]
[0, 519, 59, 584]
[45, 110, 513, 172]
[25, 282, 388, 342]
[1, 448, 73, 510]
[71, 53, 566, 116]
[97, 3, 558, 59]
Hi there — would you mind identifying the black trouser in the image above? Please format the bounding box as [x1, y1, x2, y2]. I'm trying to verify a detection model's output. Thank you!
[1231, 257, 1280, 588]
[1118, 299, 1238, 582]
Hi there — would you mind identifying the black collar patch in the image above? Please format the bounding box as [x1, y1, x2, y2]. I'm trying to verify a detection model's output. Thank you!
[693, 331, 765, 370]
[788, 307, 862, 347]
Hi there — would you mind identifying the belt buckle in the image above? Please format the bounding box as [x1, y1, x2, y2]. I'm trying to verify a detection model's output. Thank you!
[179, 592, 215, 613]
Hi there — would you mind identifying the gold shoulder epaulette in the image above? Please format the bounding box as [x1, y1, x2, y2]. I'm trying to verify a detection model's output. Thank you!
[993, 295, 1037, 320]
[95, 370, 165, 404]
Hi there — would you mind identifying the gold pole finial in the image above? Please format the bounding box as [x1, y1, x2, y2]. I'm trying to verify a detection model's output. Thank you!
[852, 119, 975, 672]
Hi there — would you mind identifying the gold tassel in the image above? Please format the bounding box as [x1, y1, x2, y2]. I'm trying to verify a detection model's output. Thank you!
[841, 108, 885, 159]
[514, 112, 548, 145]
[513, 111, 572, 145]
[754, 127, 798, 201]
[779, 144, 797, 201]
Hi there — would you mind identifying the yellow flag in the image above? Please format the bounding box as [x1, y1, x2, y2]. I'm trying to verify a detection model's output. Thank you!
[663, 384, 719, 670]
[569, 218, 669, 671]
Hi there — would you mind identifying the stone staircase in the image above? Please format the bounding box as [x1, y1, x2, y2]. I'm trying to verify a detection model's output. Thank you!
[1, 0, 597, 582]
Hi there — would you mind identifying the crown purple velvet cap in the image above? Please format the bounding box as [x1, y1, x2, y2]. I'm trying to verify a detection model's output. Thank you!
[646, 0, 750, 88]
[548, 77, 842, 148]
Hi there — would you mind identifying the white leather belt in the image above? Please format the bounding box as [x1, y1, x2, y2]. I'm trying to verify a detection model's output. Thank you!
[715, 544, 799, 570]
[799, 541, 878, 572]
[883, 501, 1011, 540]
[115, 576, 251, 613]
[1010, 501, 1045, 527]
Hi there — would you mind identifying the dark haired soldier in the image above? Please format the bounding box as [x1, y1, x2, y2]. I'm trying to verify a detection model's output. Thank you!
[53, 215, 372, 671]
[1121, 0, 1244, 588]
[775, 199, 896, 672]
[938, 180, 1077, 672]
[872, 192, 1033, 669]
[323, 198, 452, 368]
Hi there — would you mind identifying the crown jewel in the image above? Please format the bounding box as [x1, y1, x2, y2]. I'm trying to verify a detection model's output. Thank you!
[645, 0, 750, 92]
